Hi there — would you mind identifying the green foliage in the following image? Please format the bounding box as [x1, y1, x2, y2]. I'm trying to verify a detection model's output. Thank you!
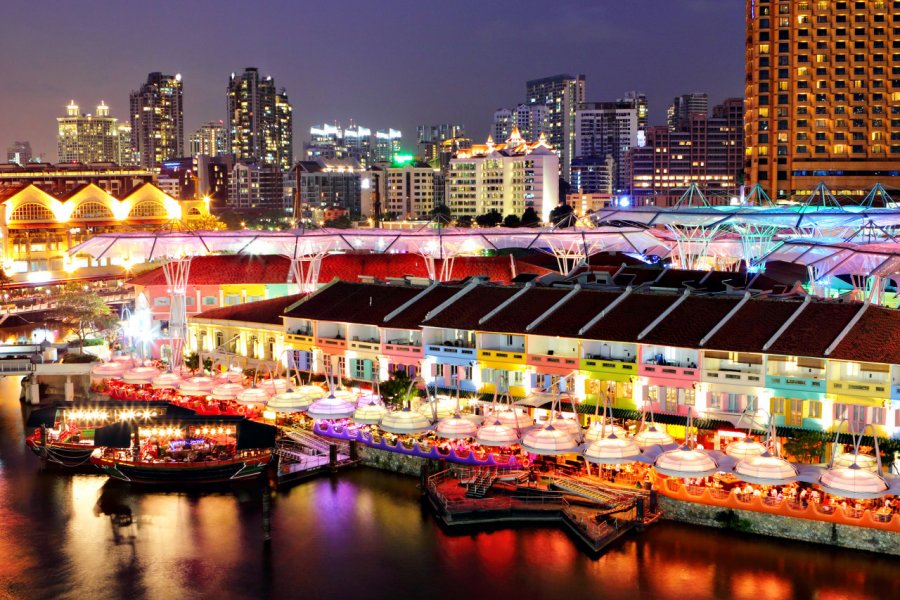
[324, 215, 353, 229]
[455, 215, 474, 228]
[502, 214, 521, 228]
[202, 356, 213, 373]
[549, 203, 575, 227]
[81, 338, 106, 347]
[184, 352, 200, 374]
[474, 210, 503, 228]
[379, 369, 416, 408]
[61, 353, 99, 364]
[782, 429, 827, 463]
[54, 284, 116, 349]
[520, 207, 540, 227]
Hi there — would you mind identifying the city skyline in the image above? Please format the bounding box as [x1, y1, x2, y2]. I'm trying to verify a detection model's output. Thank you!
[0, 0, 743, 161]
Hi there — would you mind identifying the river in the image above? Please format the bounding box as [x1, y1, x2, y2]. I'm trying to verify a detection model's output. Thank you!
[0, 376, 896, 600]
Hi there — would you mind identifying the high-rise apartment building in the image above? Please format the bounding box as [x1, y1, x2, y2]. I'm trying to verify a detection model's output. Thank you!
[304, 123, 401, 168]
[226, 68, 293, 171]
[417, 124, 466, 168]
[575, 92, 648, 192]
[386, 163, 439, 219]
[57, 101, 120, 163]
[745, 0, 900, 199]
[116, 124, 136, 165]
[189, 120, 227, 158]
[667, 93, 708, 131]
[526, 74, 585, 181]
[447, 131, 559, 221]
[629, 98, 744, 206]
[6, 141, 32, 165]
[294, 158, 363, 218]
[373, 129, 402, 163]
[229, 162, 285, 209]
[130, 72, 184, 168]
[493, 105, 550, 145]
[491, 109, 514, 144]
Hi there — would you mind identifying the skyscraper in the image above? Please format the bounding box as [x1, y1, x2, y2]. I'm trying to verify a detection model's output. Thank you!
[666, 93, 708, 131]
[745, 0, 900, 199]
[226, 68, 293, 171]
[189, 120, 227, 158]
[526, 74, 586, 181]
[116, 124, 136, 166]
[130, 72, 184, 168]
[6, 141, 32, 165]
[575, 92, 648, 192]
[57, 101, 120, 163]
[373, 129, 402, 163]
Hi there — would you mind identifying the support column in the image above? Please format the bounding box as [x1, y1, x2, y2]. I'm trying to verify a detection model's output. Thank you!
[162, 256, 193, 370]
[64, 376, 74, 402]
[289, 254, 325, 294]
[30, 381, 40, 406]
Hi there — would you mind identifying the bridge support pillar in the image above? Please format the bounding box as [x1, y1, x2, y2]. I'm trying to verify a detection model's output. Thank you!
[30, 382, 40, 405]
[64, 376, 74, 402]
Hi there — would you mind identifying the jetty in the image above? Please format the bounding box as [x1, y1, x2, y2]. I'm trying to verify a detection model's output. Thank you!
[275, 427, 359, 487]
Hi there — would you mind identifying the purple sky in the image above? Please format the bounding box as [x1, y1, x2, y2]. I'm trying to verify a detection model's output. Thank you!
[0, 0, 744, 160]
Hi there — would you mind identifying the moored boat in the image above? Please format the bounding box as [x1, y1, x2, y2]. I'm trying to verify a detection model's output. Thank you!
[89, 414, 276, 485]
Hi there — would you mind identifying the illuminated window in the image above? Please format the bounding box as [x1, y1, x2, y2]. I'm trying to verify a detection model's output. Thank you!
[9, 203, 54, 221]
[71, 202, 114, 220]
[128, 201, 168, 218]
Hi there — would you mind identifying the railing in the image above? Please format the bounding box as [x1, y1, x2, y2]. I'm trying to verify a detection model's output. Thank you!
[828, 380, 890, 397]
[527, 354, 579, 369]
[702, 369, 762, 384]
[641, 364, 698, 380]
[0, 359, 34, 373]
[425, 344, 476, 358]
[478, 349, 526, 362]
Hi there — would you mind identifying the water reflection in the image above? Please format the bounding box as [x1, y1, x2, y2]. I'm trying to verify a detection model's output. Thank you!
[0, 374, 897, 600]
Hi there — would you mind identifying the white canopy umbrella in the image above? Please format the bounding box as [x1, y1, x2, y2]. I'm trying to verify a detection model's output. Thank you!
[547, 416, 581, 438]
[475, 420, 521, 447]
[584, 434, 642, 465]
[210, 382, 244, 401]
[725, 438, 768, 460]
[91, 362, 127, 379]
[353, 402, 388, 425]
[819, 465, 889, 499]
[417, 397, 457, 420]
[436, 414, 479, 439]
[654, 448, 719, 479]
[833, 452, 879, 472]
[486, 408, 535, 429]
[583, 419, 628, 443]
[267, 390, 317, 413]
[179, 376, 216, 396]
[214, 369, 244, 384]
[379, 409, 432, 434]
[235, 387, 272, 406]
[110, 355, 136, 368]
[521, 424, 581, 456]
[634, 424, 675, 450]
[307, 394, 357, 420]
[733, 453, 799, 485]
[257, 379, 290, 395]
[122, 366, 161, 384]
[151, 372, 182, 389]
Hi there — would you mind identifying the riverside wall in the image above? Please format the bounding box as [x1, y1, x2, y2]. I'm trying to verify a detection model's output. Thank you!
[356, 444, 440, 477]
[658, 495, 900, 556]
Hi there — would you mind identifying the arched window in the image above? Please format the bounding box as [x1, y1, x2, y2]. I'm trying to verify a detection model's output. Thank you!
[128, 201, 168, 218]
[9, 203, 55, 222]
[266, 337, 276, 360]
[248, 335, 259, 359]
[71, 201, 114, 220]
[215, 331, 224, 349]
[187, 207, 202, 215]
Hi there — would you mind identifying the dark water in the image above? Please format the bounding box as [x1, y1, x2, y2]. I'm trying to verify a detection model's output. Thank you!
[1, 377, 896, 600]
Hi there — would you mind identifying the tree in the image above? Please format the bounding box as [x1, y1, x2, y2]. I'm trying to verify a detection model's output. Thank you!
[184, 351, 200, 374]
[379, 369, 416, 408]
[521, 207, 540, 227]
[502, 214, 521, 228]
[431, 204, 452, 219]
[53, 284, 117, 350]
[171, 213, 227, 231]
[549, 203, 576, 227]
[455, 215, 474, 228]
[782, 430, 826, 464]
[475, 210, 503, 228]
[324, 214, 353, 229]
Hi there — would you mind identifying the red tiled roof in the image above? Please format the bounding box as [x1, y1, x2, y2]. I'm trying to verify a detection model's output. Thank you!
[383, 285, 462, 330]
[768, 302, 859, 357]
[830, 305, 900, 364]
[424, 286, 519, 329]
[284, 281, 423, 326]
[478, 287, 569, 333]
[641, 296, 741, 348]
[194, 293, 306, 325]
[128, 253, 552, 287]
[612, 266, 663, 286]
[528, 290, 619, 338]
[582, 292, 678, 343]
[703, 298, 801, 353]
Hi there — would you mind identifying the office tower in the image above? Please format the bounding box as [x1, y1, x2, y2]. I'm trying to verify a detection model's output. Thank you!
[526, 74, 586, 181]
[373, 129, 402, 163]
[745, 0, 900, 199]
[492, 109, 513, 143]
[447, 131, 559, 221]
[130, 72, 184, 168]
[116, 124, 137, 165]
[575, 92, 648, 192]
[226, 68, 293, 170]
[6, 141, 32, 165]
[189, 120, 227, 158]
[57, 101, 120, 163]
[629, 98, 744, 206]
[667, 93, 708, 131]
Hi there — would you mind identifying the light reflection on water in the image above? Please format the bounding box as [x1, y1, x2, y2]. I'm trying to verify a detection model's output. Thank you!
[0, 375, 897, 600]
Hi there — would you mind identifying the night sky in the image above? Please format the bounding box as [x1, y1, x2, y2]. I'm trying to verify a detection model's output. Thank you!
[0, 0, 744, 160]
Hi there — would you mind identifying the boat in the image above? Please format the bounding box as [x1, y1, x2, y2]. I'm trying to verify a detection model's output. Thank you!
[25, 402, 195, 467]
[89, 414, 276, 485]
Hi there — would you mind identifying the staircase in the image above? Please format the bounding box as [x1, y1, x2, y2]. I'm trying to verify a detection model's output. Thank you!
[285, 428, 332, 453]
[465, 467, 498, 498]
[548, 475, 625, 506]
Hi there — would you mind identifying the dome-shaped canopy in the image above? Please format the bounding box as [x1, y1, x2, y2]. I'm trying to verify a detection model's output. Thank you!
[734, 453, 798, 485]
[307, 394, 357, 420]
[521, 425, 580, 456]
[353, 402, 388, 425]
[210, 382, 244, 400]
[436, 414, 479, 439]
[486, 408, 535, 429]
[634, 425, 675, 449]
[293, 385, 327, 400]
[257, 379, 289, 395]
[547, 417, 581, 437]
[418, 398, 458, 420]
[584, 434, 642, 464]
[122, 366, 161, 384]
[819, 464, 889, 499]
[91, 362, 126, 379]
[654, 448, 718, 478]
[583, 420, 627, 443]
[235, 387, 271, 406]
[214, 369, 244, 384]
[475, 420, 521, 447]
[833, 452, 878, 472]
[179, 376, 216, 396]
[151, 372, 182, 389]
[267, 390, 317, 413]
[379, 409, 432, 434]
[725, 439, 767, 460]
[110, 355, 136, 368]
